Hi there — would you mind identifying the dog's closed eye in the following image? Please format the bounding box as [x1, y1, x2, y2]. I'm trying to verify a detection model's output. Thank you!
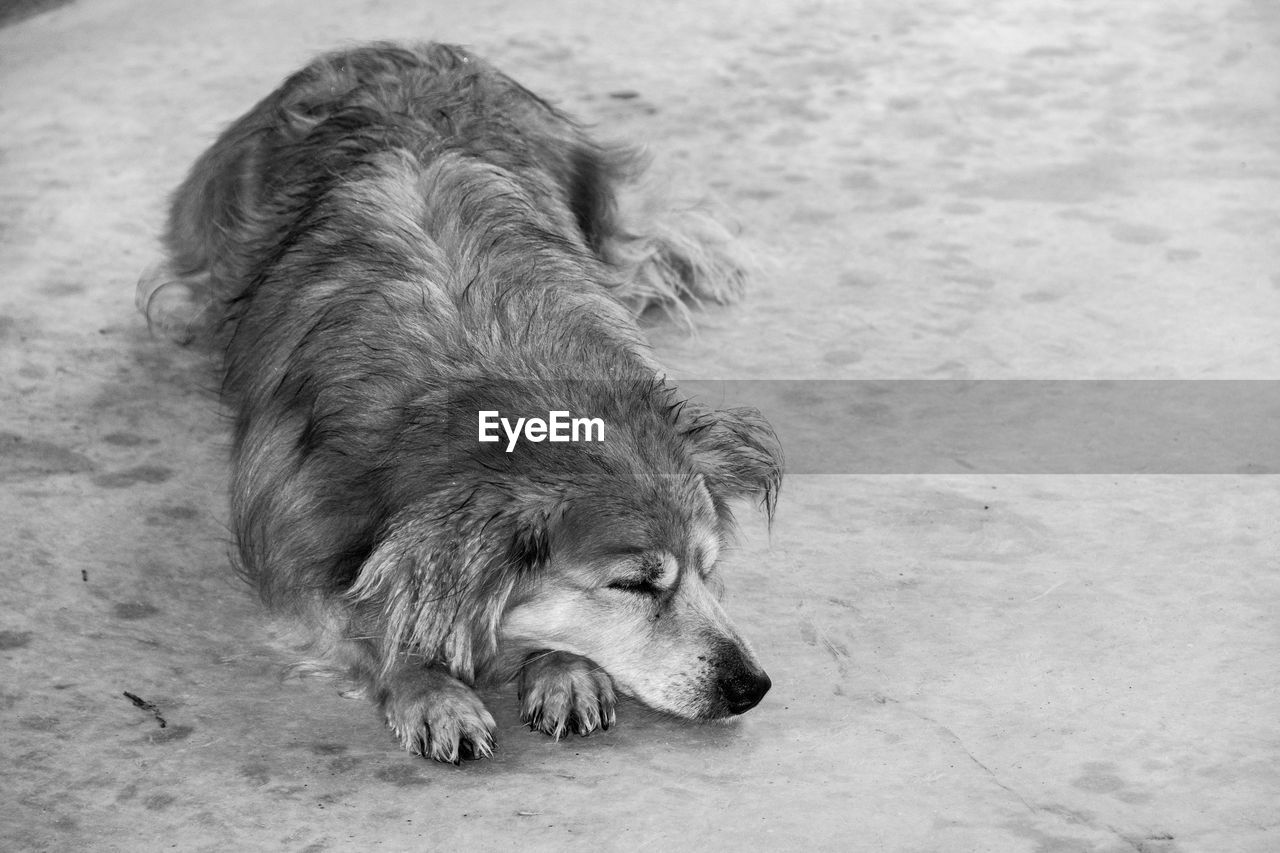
[606, 577, 660, 595]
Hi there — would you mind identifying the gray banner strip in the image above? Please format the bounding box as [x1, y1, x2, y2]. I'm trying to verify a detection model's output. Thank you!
[679, 380, 1280, 474]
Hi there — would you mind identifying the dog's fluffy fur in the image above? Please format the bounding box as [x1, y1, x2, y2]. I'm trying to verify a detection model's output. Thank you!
[139, 42, 782, 762]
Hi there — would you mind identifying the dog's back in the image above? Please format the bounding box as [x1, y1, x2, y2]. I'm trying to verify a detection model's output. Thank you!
[153, 44, 618, 334]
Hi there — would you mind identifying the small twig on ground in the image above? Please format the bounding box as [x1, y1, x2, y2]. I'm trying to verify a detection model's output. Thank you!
[123, 691, 167, 728]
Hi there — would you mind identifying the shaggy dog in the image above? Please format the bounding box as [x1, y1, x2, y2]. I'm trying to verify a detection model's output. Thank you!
[139, 42, 782, 762]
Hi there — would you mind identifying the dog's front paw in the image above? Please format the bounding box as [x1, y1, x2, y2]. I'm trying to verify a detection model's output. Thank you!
[382, 669, 496, 763]
[518, 651, 616, 739]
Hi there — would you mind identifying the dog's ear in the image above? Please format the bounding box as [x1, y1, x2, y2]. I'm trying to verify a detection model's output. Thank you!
[684, 406, 783, 524]
[347, 493, 560, 682]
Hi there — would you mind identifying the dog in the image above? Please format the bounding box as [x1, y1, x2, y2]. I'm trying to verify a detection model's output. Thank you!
[139, 42, 782, 763]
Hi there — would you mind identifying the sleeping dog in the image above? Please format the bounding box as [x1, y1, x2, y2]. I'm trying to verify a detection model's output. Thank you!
[139, 42, 781, 762]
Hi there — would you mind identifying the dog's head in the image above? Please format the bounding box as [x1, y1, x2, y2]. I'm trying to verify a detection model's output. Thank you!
[349, 388, 781, 719]
[497, 403, 782, 719]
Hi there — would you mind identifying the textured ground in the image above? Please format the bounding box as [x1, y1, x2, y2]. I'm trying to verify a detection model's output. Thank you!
[1, 1, 1277, 851]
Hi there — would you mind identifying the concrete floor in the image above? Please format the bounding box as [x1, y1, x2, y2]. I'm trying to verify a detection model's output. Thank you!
[1, 0, 1277, 851]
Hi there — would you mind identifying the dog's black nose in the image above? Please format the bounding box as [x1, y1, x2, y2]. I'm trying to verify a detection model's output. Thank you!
[721, 663, 771, 715]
